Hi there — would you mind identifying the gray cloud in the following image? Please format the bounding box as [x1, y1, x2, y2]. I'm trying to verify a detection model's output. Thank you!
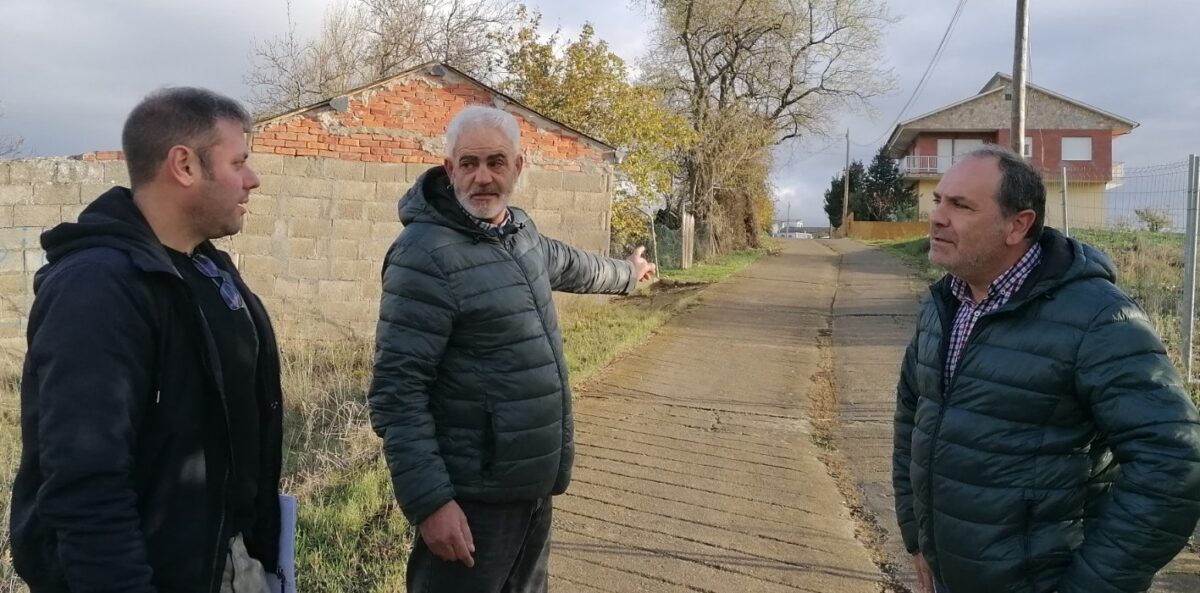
[2, 0, 1196, 229]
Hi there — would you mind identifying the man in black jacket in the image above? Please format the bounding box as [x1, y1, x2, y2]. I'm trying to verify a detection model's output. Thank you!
[369, 105, 655, 593]
[9, 88, 284, 593]
[892, 145, 1200, 593]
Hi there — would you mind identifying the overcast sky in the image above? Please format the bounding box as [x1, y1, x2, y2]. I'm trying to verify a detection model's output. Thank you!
[1, 1, 1197, 226]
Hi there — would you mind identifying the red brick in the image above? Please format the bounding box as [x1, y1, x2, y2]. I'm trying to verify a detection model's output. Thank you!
[276, 148, 296, 156]
[296, 149, 317, 156]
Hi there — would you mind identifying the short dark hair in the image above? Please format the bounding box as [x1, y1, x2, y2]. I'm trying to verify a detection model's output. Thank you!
[121, 87, 252, 188]
[965, 144, 1046, 240]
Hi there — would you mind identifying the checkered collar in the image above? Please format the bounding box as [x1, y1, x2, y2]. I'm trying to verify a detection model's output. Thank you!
[950, 242, 1043, 307]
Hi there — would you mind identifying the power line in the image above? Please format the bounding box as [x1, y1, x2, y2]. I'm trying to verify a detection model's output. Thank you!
[853, 0, 970, 149]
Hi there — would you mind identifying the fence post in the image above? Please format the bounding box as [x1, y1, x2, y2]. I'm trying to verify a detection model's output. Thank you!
[1060, 166, 1070, 237]
[1182, 154, 1200, 382]
[681, 212, 695, 269]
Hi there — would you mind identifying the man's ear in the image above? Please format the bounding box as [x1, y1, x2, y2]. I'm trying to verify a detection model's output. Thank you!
[164, 145, 201, 188]
[1006, 210, 1037, 246]
[514, 153, 524, 176]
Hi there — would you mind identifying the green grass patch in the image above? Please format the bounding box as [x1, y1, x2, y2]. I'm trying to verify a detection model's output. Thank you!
[0, 246, 774, 593]
[659, 245, 774, 284]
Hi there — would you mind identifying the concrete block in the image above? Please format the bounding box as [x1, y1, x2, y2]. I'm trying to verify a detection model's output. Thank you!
[562, 172, 605, 193]
[318, 280, 360, 300]
[564, 211, 606, 232]
[231, 234, 274, 257]
[256, 174, 288, 195]
[364, 163, 409, 183]
[246, 195, 277, 217]
[14, 205, 63, 227]
[283, 197, 329, 218]
[335, 180, 377, 202]
[102, 161, 130, 186]
[332, 239, 359, 258]
[571, 230, 609, 252]
[287, 177, 334, 199]
[372, 221, 403, 240]
[406, 163, 435, 180]
[526, 170, 563, 190]
[0, 251, 23, 273]
[32, 183, 81, 205]
[0, 227, 41, 250]
[285, 237, 327, 259]
[574, 191, 610, 213]
[60, 205, 85, 222]
[332, 200, 365, 220]
[324, 159, 366, 181]
[250, 153, 286, 175]
[0, 206, 13, 227]
[273, 278, 308, 299]
[329, 259, 376, 281]
[365, 201, 398, 223]
[282, 156, 314, 177]
[0, 273, 25, 295]
[0, 162, 9, 185]
[241, 255, 279, 278]
[287, 258, 327, 280]
[8, 160, 56, 184]
[362, 238, 396, 261]
[375, 182, 407, 203]
[54, 160, 103, 183]
[24, 249, 46, 271]
[0, 185, 33, 205]
[80, 182, 117, 201]
[534, 190, 573, 211]
[526, 209, 562, 228]
[333, 220, 372, 240]
[242, 214, 277, 236]
[287, 217, 330, 239]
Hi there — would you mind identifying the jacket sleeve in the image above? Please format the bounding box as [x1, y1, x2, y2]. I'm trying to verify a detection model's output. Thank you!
[26, 260, 158, 593]
[1058, 300, 1200, 593]
[892, 329, 922, 555]
[541, 235, 638, 295]
[368, 243, 458, 526]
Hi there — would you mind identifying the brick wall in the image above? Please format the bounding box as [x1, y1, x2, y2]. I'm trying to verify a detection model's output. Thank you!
[0, 66, 617, 356]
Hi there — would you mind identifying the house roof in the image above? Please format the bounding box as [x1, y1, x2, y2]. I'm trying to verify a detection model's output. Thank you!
[884, 73, 1139, 157]
[254, 61, 617, 154]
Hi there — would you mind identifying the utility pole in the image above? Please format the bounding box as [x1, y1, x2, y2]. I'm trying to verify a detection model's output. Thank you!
[841, 129, 850, 232]
[1011, 0, 1029, 156]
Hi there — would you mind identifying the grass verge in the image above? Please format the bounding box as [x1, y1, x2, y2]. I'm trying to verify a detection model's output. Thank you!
[0, 246, 773, 593]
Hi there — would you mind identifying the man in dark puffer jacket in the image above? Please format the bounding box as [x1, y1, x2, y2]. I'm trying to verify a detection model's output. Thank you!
[368, 105, 656, 593]
[893, 145, 1200, 593]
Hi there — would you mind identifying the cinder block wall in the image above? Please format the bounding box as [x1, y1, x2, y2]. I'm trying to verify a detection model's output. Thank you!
[0, 155, 129, 354]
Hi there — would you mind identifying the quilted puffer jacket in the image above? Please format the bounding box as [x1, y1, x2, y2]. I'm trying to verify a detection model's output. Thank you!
[893, 228, 1200, 593]
[369, 166, 637, 525]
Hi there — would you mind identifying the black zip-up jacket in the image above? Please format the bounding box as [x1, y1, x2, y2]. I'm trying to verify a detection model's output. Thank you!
[9, 187, 284, 593]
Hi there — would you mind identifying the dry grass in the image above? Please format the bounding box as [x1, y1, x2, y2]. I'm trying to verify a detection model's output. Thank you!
[0, 246, 773, 592]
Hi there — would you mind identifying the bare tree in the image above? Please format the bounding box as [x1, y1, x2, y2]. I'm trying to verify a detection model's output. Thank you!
[246, 0, 520, 116]
[0, 105, 23, 159]
[638, 0, 894, 253]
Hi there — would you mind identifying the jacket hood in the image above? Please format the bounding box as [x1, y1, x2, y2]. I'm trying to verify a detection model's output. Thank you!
[39, 187, 177, 277]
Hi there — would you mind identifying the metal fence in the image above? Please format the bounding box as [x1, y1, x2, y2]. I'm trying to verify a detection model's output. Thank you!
[1056, 156, 1200, 383]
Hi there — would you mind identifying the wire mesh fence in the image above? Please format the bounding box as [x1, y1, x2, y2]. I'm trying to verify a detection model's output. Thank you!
[1056, 157, 1199, 390]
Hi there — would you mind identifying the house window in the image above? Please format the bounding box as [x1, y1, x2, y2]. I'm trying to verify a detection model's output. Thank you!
[1023, 137, 1033, 158]
[1062, 137, 1092, 161]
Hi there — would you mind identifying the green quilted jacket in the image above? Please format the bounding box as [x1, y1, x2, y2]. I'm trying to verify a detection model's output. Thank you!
[893, 228, 1200, 593]
[368, 166, 636, 525]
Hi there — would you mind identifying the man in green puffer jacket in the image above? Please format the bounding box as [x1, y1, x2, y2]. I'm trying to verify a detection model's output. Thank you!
[368, 105, 656, 593]
[892, 145, 1200, 593]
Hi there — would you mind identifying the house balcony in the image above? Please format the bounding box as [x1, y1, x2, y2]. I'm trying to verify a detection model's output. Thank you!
[897, 155, 963, 179]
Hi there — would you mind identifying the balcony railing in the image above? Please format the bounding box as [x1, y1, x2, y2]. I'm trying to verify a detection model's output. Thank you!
[898, 155, 963, 176]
